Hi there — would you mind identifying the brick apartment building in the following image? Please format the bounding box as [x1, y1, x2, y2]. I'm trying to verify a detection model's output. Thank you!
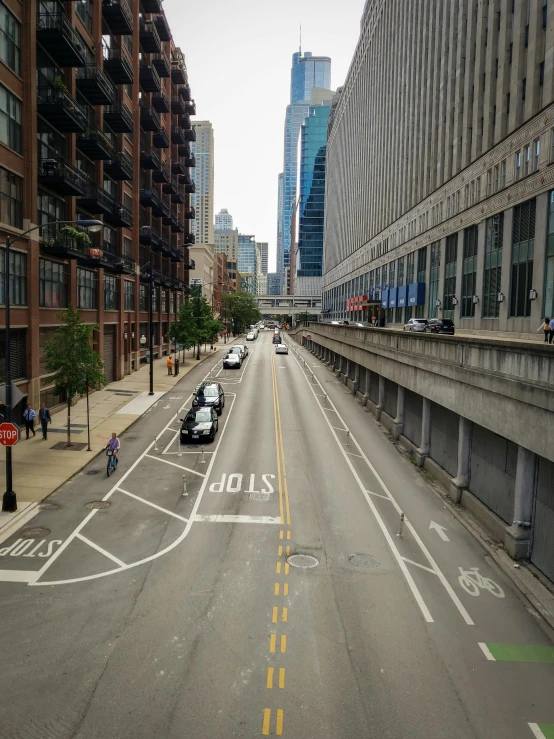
[0, 0, 196, 422]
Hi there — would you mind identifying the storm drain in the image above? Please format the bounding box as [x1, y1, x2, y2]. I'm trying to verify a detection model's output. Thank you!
[39, 503, 59, 511]
[86, 501, 111, 510]
[85, 470, 100, 476]
[349, 554, 380, 569]
[287, 554, 319, 569]
[21, 527, 51, 539]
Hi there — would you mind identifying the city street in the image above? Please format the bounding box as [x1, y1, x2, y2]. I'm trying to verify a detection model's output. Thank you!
[0, 331, 553, 739]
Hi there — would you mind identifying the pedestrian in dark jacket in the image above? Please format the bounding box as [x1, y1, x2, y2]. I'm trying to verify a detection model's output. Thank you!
[23, 404, 36, 439]
[39, 403, 51, 440]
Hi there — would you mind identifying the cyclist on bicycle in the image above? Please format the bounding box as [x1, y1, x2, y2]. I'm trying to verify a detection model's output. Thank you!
[105, 432, 120, 460]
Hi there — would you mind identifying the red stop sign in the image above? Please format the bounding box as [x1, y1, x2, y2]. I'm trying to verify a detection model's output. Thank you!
[0, 422, 19, 447]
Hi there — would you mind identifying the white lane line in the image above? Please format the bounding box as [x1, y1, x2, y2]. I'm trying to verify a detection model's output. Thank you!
[162, 429, 180, 455]
[35, 393, 238, 586]
[0, 569, 40, 583]
[291, 344, 475, 627]
[118, 488, 189, 523]
[76, 533, 126, 568]
[165, 451, 215, 455]
[346, 451, 364, 459]
[401, 557, 437, 574]
[478, 642, 496, 661]
[367, 489, 392, 501]
[194, 515, 282, 524]
[145, 454, 206, 477]
[529, 724, 548, 739]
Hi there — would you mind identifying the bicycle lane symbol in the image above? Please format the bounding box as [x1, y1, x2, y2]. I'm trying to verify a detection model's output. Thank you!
[458, 567, 505, 598]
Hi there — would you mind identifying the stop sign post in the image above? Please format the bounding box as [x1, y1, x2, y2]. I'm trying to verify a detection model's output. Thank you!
[0, 422, 19, 447]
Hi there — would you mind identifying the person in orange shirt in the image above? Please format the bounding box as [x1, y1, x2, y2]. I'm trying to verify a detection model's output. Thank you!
[167, 355, 173, 375]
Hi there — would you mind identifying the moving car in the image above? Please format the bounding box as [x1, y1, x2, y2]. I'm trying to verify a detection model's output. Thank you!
[272, 334, 281, 344]
[180, 407, 218, 443]
[234, 343, 248, 356]
[275, 344, 288, 354]
[426, 318, 455, 335]
[246, 332, 256, 341]
[223, 349, 242, 368]
[192, 382, 225, 416]
[403, 318, 429, 332]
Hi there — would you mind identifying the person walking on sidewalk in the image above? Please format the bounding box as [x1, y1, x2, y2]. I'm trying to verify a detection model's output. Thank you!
[550, 317, 554, 344]
[23, 404, 36, 439]
[538, 317, 551, 342]
[39, 403, 51, 440]
[167, 355, 173, 375]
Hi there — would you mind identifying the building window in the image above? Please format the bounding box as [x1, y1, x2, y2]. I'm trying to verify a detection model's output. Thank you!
[544, 3, 548, 28]
[515, 151, 522, 180]
[487, 169, 492, 196]
[37, 189, 64, 238]
[534, 138, 540, 171]
[124, 279, 135, 311]
[151, 286, 158, 312]
[494, 165, 500, 193]
[428, 241, 441, 318]
[461, 226, 478, 318]
[40, 385, 67, 411]
[483, 214, 504, 318]
[169, 291, 174, 314]
[406, 252, 415, 285]
[524, 144, 531, 176]
[139, 283, 147, 311]
[104, 274, 118, 310]
[0, 248, 26, 305]
[0, 2, 21, 75]
[443, 234, 458, 320]
[161, 289, 167, 313]
[76, 0, 93, 34]
[0, 165, 22, 227]
[543, 191, 554, 320]
[124, 236, 132, 257]
[0, 84, 21, 153]
[39, 258, 66, 308]
[77, 267, 97, 309]
[522, 78, 527, 101]
[510, 199, 536, 317]
[0, 327, 25, 384]
[501, 159, 507, 188]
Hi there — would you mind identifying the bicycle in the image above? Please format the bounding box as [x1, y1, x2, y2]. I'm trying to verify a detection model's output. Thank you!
[457, 567, 505, 598]
[106, 449, 118, 477]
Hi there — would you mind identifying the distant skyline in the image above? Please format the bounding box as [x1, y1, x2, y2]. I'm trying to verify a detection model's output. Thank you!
[163, 0, 364, 270]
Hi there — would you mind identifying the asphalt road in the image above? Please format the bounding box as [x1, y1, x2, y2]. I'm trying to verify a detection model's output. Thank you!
[0, 331, 553, 739]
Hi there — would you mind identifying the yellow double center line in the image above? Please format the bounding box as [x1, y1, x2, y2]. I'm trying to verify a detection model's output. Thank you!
[271, 352, 291, 526]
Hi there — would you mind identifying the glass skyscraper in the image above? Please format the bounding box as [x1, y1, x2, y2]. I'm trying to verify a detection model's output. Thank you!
[296, 103, 332, 295]
[276, 50, 331, 293]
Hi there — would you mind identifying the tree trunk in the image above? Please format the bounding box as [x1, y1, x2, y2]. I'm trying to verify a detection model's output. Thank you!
[66, 399, 72, 447]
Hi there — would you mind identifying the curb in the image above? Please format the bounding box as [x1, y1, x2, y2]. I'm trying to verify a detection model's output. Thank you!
[0, 502, 39, 545]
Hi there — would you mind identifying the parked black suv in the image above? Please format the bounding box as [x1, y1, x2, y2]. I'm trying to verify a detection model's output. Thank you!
[426, 318, 455, 335]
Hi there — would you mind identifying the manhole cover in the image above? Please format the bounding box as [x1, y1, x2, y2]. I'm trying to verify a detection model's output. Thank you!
[39, 503, 59, 511]
[21, 527, 51, 539]
[85, 470, 100, 476]
[349, 554, 380, 569]
[287, 554, 319, 569]
[86, 501, 111, 510]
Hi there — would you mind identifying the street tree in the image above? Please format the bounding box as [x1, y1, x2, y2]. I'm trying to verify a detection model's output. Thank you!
[44, 304, 107, 446]
[221, 292, 261, 334]
[168, 297, 198, 362]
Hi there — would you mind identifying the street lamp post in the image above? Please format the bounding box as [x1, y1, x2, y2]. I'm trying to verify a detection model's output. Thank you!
[148, 250, 154, 395]
[2, 218, 103, 513]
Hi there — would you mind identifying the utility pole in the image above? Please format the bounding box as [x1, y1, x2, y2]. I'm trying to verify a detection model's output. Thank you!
[149, 249, 154, 395]
[2, 236, 15, 512]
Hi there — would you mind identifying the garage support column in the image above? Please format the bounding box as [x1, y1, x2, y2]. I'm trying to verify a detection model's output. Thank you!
[343, 358, 350, 385]
[415, 397, 431, 466]
[352, 363, 360, 395]
[375, 375, 385, 421]
[505, 446, 537, 560]
[393, 386, 405, 438]
[449, 416, 471, 503]
[362, 368, 370, 407]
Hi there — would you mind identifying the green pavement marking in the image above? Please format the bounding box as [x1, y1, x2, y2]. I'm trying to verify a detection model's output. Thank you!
[483, 643, 554, 663]
[529, 723, 554, 739]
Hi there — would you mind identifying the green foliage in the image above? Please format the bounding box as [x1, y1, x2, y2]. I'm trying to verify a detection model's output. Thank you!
[169, 287, 224, 350]
[55, 225, 91, 246]
[221, 292, 261, 334]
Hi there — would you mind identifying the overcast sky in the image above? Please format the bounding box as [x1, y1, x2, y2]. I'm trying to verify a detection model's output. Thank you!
[163, 0, 365, 272]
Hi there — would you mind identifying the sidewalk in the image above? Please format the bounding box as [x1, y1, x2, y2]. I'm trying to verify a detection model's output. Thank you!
[0, 342, 225, 534]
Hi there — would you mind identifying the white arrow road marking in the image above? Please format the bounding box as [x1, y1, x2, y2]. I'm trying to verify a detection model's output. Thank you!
[163, 404, 171, 409]
[429, 521, 450, 541]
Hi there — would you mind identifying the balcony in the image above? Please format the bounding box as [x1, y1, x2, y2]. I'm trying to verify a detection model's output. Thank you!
[183, 257, 196, 268]
[116, 254, 137, 275]
[37, 87, 87, 132]
[178, 143, 190, 158]
[153, 127, 170, 148]
[179, 85, 192, 101]
[77, 126, 114, 160]
[160, 238, 172, 257]
[185, 128, 196, 142]
[152, 51, 170, 78]
[171, 127, 186, 145]
[104, 151, 133, 180]
[152, 89, 170, 113]
[38, 157, 89, 196]
[184, 234, 195, 246]
[157, 199, 170, 220]
[184, 181, 195, 194]
[77, 184, 116, 217]
[171, 218, 185, 233]
[184, 207, 195, 220]
[139, 60, 161, 93]
[36, 12, 87, 67]
[171, 62, 187, 85]
[98, 245, 120, 273]
[140, 19, 161, 54]
[140, 145, 160, 169]
[172, 190, 185, 205]
[104, 102, 133, 133]
[179, 114, 191, 130]
[186, 100, 196, 115]
[140, 102, 160, 131]
[163, 211, 177, 228]
[103, 48, 134, 85]
[105, 203, 133, 228]
[171, 97, 186, 115]
[76, 65, 116, 105]
[139, 226, 161, 249]
[152, 162, 170, 183]
[162, 177, 177, 195]
[154, 14, 171, 41]
[102, 0, 133, 35]
[41, 231, 101, 262]
[178, 172, 192, 186]
[141, 0, 162, 13]
[170, 245, 184, 262]
[171, 160, 186, 176]
[140, 188, 162, 211]
[185, 154, 196, 168]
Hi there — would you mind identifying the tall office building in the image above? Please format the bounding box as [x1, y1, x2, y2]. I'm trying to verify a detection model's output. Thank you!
[190, 121, 214, 247]
[215, 208, 233, 230]
[295, 101, 333, 296]
[257, 242, 268, 276]
[214, 229, 238, 263]
[267, 273, 282, 295]
[238, 234, 257, 294]
[323, 0, 554, 338]
[276, 50, 331, 292]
